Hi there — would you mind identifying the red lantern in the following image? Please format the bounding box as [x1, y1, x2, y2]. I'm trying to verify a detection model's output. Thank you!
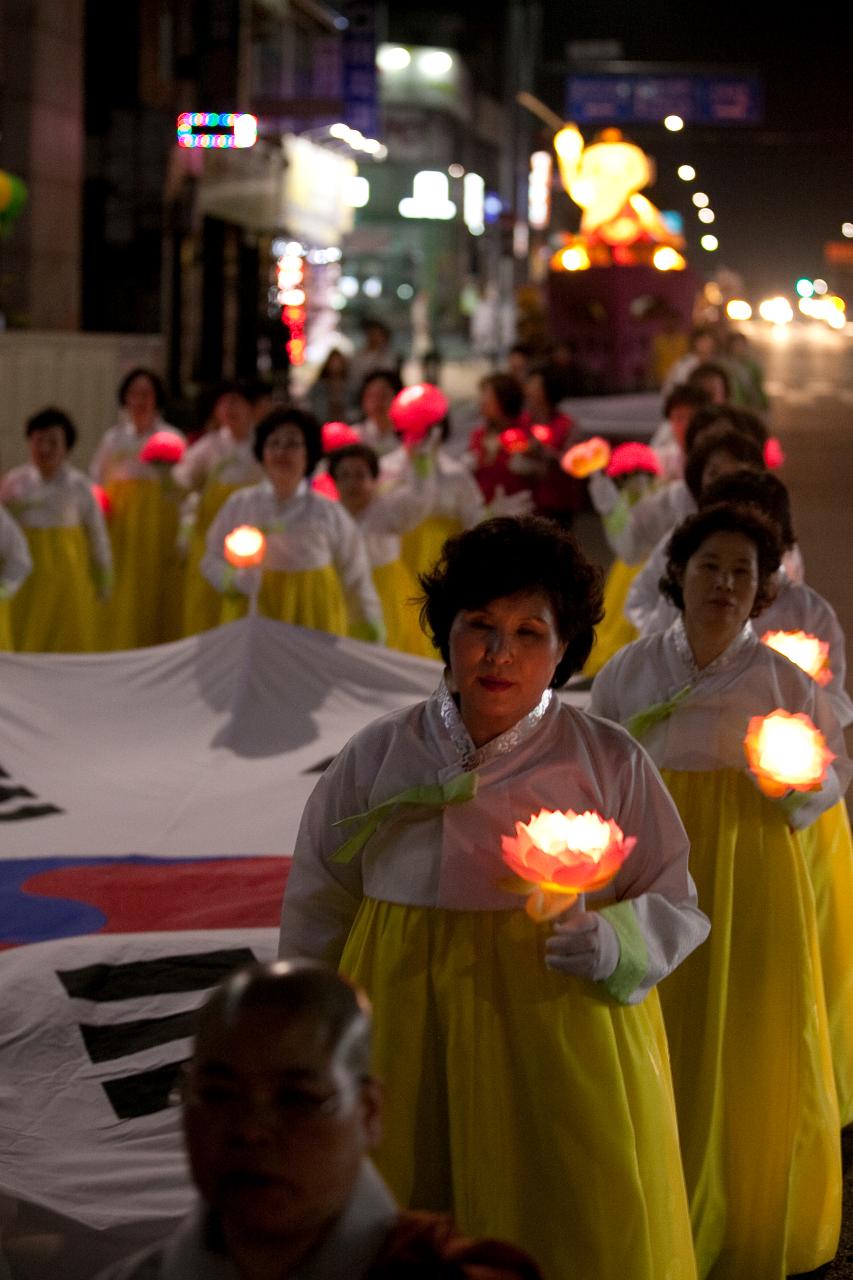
[139, 430, 186, 465]
[606, 442, 662, 479]
[561, 436, 611, 478]
[322, 421, 361, 453]
[764, 437, 785, 469]
[389, 383, 449, 445]
[530, 423, 555, 447]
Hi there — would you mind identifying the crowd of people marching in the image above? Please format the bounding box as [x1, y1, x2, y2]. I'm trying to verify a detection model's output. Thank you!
[2, 318, 852, 1280]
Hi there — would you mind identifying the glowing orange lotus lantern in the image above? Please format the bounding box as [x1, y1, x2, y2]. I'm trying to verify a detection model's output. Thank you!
[322, 421, 361, 453]
[91, 483, 111, 517]
[761, 630, 832, 687]
[139, 430, 186, 465]
[500, 427, 530, 455]
[224, 525, 266, 569]
[389, 382, 449, 445]
[561, 436, 611, 478]
[501, 808, 636, 922]
[744, 710, 835, 798]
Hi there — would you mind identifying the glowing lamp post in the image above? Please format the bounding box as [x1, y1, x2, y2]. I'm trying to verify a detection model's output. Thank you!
[224, 525, 266, 616]
[561, 437, 611, 478]
[501, 808, 636, 921]
[389, 383, 449, 446]
[744, 710, 834, 798]
[760, 631, 832, 686]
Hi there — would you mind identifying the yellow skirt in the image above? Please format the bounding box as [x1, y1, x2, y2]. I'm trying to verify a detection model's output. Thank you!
[100, 476, 183, 650]
[372, 559, 436, 659]
[10, 526, 99, 652]
[400, 515, 463, 581]
[182, 481, 244, 638]
[0, 599, 13, 650]
[341, 900, 696, 1280]
[582, 558, 641, 677]
[220, 563, 348, 636]
[659, 768, 841, 1280]
[797, 801, 853, 1126]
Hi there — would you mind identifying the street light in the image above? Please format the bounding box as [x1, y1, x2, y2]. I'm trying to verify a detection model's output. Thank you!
[677, 165, 696, 181]
[664, 115, 684, 131]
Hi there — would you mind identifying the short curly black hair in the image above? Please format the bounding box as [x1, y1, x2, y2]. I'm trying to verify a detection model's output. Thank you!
[327, 442, 380, 481]
[253, 407, 323, 475]
[699, 470, 795, 550]
[419, 516, 604, 686]
[684, 425, 766, 501]
[687, 360, 731, 399]
[25, 406, 77, 449]
[659, 502, 782, 615]
[685, 404, 768, 454]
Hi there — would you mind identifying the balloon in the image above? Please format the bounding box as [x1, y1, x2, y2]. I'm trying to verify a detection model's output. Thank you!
[389, 383, 449, 444]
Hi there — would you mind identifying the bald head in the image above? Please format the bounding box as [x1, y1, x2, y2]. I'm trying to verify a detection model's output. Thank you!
[195, 960, 373, 1079]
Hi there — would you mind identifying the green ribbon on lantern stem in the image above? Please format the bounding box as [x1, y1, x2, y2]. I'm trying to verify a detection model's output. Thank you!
[625, 684, 692, 741]
[331, 771, 479, 864]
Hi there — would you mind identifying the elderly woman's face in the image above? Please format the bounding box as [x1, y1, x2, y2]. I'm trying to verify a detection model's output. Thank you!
[679, 530, 758, 636]
[448, 590, 566, 746]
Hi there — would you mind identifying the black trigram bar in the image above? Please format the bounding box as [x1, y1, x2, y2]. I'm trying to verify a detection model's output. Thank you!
[103, 1060, 187, 1120]
[58, 947, 257, 1001]
[81, 1009, 198, 1063]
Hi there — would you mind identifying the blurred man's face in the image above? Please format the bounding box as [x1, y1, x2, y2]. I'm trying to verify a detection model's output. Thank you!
[216, 392, 254, 440]
[183, 1006, 381, 1242]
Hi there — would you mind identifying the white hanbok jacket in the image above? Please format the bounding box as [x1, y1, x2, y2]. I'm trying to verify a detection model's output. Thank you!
[589, 474, 695, 564]
[590, 620, 851, 828]
[0, 463, 112, 581]
[280, 681, 710, 1005]
[0, 503, 32, 597]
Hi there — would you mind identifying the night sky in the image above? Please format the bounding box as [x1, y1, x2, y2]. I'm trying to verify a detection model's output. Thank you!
[389, 2, 853, 298]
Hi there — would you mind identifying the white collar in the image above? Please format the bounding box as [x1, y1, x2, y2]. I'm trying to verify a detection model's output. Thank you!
[436, 676, 554, 771]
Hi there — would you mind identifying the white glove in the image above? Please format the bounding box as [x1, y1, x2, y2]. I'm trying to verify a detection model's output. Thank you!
[587, 471, 620, 516]
[487, 485, 534, 518]
[544, 910, 620, 982]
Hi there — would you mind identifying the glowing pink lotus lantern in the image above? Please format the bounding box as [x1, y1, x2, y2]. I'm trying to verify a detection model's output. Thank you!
[91, 484, 111, 517]
[389, 383, 449, 446]
[561, 436, 611, 478]
[761, 630, 832, 686]
[606, 441, 662, 479]
[311, 472, 340, 502]
[764, 437, 785, 469]
[139, 430, 186, 465]
[223, 525, 266, 569]
[322, 421, 361, 453]
[744, 709, 834, 798]
[501, 808, 636, 921]
[530, 423, 556, 447]
[500, 427, 531, 454]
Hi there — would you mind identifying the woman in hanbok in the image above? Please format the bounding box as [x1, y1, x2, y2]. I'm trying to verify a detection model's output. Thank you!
[0, 502, 32, 650]
[1, 408, 111, 652]
[352, 371, 404, 458]
[583, 420, 765, 677]
[590, 503, 848, 1280]
[280, 516, 709, 1280]
[201, 407, 382, 641]
[173, 381, 265, 636]
[328, 442, 436, 658]
[90, 368, 185, 649]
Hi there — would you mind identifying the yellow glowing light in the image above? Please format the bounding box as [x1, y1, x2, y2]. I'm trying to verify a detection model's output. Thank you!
[744, 710, 835, 798]
[224, 525, 266, 569]
[677, 164, 696, 181]
[653, 246, 686, 271]
[697, 207, 715, 224]
[663, 114, 684, 131]
[501, 808, 637, 921]
[561, 436, 611, 477]
[828, 294, 846, 311]
[700, 234, 719, 252]
[761, 630, 832, 686]
[376, 45, 410, 72]
[560, 245, 590, 271]
[692, 191, 710, 208]
[726, 300, 753, 321]
[758, 296, 794, 325]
